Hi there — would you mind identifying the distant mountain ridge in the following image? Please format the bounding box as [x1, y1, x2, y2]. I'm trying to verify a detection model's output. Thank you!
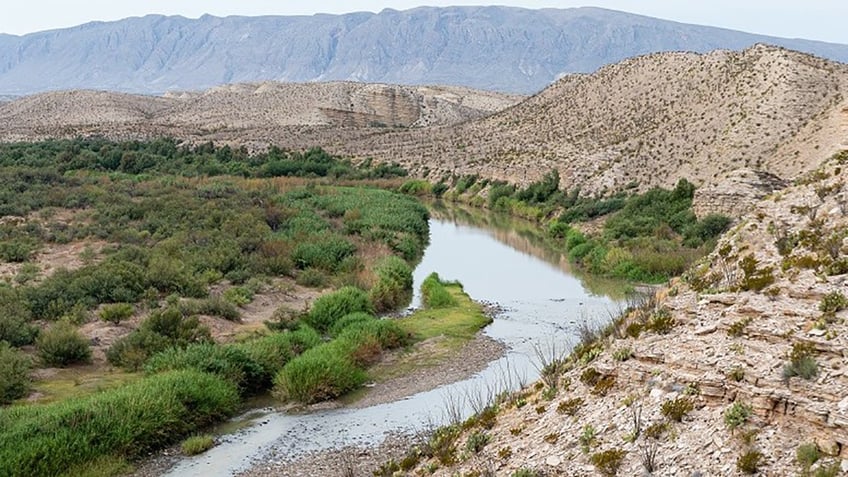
[1, 6, 848, 95]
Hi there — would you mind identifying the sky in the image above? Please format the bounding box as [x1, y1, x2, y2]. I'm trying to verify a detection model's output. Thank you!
[1, 1, 847, 45]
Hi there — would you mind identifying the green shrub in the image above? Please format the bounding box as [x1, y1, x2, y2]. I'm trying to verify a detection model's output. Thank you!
[305, 286, 372, 333]
[724, 402, 752, 431]
[335, 318, 409, 351]
[660, 397, 694, 422]
[145, 343, 267, 395]
[737, 449, 764, 474]
[646, 308, 675, 334]
[556, 398, 583, 416]
[37, 321, 91, 367]
[819, 291, 848, 313]
[783, 342, 819, 381]
[0, 287, 37, 346]
[99, 303, 134, 324]
[738, 255, 775, 292]
[223, 286, 254, 306]
[465, 431, 490, 453]
[295, 268, 327, 288]
[231, 327, 321, 378]
[369, 256, 413, 312]
[0, 240, 34, 262]
[796, 443, 819, 471]
[328, 312, 374, 337]
[728, 317, 752, 337]
[273, 345, 366, 403]
[107, 307, 211, 370]
[590, 449, 627, 477]
[181, 434, 215, 455]
[511, 469, 541, 477]
[0, 370, 238, 477]
[0, 342, 31, 404]
[420, 273, 457, 308]
[180, 296, 240, 321]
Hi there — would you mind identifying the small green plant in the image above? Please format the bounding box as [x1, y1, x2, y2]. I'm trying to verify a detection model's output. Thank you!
[509, 426, 524, 436]
[728, 366, 745, 382]
[511, 469, 541, 477]
[819, 291, 848, 313]
[644, 421, 668, 440]
[535, 405, 546, 414]
[612, 347, 632, 361]
[580, 367, 601, 386]
[724, 402, 752, 431]
[420, 273, 458, 308]
[783, 342, 819, 381]
[625, 322, 643, 338]
[465, 431, 490, 454]
[592, 376, 616, 396]
[557, 397, 583, 416]
[181, 434, 215, 455]
[728, 317, 753, 337]
[99, 303, 134, 325]
[736, 449, 764, 474]
[541, 386, 558, 401]
[646, 308, 675, 334]
[543, 432, 559, 444]
[579, 424, 597, 453]
[36, 321, 92, 367]
[738, 255, 775, 292]
[590, 449, 627, 477]
[660, 397, 693, 422]
[796, 442, 819, 471]
[498, 446, 512, 459]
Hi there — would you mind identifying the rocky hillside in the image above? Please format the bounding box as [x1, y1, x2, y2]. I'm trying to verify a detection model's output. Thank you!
[2, 7, 848, 95]
[335, 44, 848, 196]
[0, 82, 520, 142]
[399, 152, 848, 476]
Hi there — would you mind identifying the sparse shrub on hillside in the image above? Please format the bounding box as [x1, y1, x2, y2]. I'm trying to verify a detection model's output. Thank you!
[36, 321, 91, 367]
[737, 449, 764, 474]
[646, 308, 675, 334]
[369, 256, 413, 312]
[727, 317, 753, 337]
[783, 342, 819, 381]
[99, 303, 134, 324]
[724, 402, 752, 431]
[557, 398, 583, 416]
[660, 397, 693, 422]
[591, 449, 627, 477]
[738, 254, 775, 292]
[819, 291, 848, 314]
[796, 443, 820, 471]
[0, 342, 31, 404]
[465, 431, 490, 453]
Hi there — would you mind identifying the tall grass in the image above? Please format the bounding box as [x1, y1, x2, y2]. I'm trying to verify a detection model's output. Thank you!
[305, 286, 372, 333]
[421, 273, 458, 308]
[0, 370, 238, 477]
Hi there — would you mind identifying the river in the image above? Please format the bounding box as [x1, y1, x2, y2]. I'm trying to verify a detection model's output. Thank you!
[163, 204, 629, 476]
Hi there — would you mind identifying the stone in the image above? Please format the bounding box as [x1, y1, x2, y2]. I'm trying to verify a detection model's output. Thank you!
[546, 455, 562, 467]
[695, 324, 718, 335]
[693, 168, 788, 219]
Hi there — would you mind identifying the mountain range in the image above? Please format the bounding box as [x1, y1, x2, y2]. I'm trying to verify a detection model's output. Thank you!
[2, 6, 848, 95]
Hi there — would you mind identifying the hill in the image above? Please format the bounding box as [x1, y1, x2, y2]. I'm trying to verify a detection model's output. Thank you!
[2, 7, 848, 95]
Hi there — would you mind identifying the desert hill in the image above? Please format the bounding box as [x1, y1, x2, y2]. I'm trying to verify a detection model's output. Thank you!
[2, 7, 848, 95]
[0, 82, 521, 142]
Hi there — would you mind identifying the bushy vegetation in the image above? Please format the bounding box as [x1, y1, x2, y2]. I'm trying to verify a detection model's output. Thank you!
[0, 342, 31, 404]
[783, 342, 819, 381]
[305, 286, 372, 333]
[36, 321, 91, 367]
[181, 435, 215, 456]
[369, 256, 413, 312]
[0, 370, 238, 477]
[421, 272, 458, 308]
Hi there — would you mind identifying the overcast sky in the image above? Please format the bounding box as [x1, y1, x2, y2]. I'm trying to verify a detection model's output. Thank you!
[2, 1, 847, 44]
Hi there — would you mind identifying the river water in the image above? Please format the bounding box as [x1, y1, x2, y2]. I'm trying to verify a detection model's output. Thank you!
[164, 204, 629, 476]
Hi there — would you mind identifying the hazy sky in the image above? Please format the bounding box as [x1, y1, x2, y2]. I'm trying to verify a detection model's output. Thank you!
[2, 1, 847, 44]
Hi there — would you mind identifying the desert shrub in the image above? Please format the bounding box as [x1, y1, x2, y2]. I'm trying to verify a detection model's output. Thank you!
[738, 255, 775, 292]
[145, 343, 266, 395]
[724, 402, 752, 431]
[305, 286, 372, 333]
[295, 268, 327, 288]
[796, 443, 820, 471]
[420, 272, 457, 308]
[465, 431, 490, 453]
[728, 317, 752, 337]
[180, 296, 240, 321]
[591, 449, 627, 477]
[660, 397, 693, 422]
[819, 291, 848, 313]
[556, 398, 583, 416]
[0, 342, 31, 404]
[646, 308, 675, 334]
[579, 424, 597, 453]
[369, 256, 413, 312]
[99, 303, 134, 324]
[335, 318, 409, 350]
[0, 287, 37, 346]
[0, 240, 35, 262]
[511, 469, 541, 477]
[36, 321, 91, 367]
[181, 434, 215, 456]
[273, 345, 366, 403]
[592, 376, 616, 396]
[107, 307, 211, 370]
[580, 367, 601, 386]
[644, 422, 668, 440]
[737, 449, 764, 474]
[222, 286, 254, 306]
[0, 370, 238, 477]
[612, 347, 632, 361]
[783, 342, 819, 381]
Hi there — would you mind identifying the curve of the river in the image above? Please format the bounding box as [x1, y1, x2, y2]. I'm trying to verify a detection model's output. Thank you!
[165, 205, 629, 477]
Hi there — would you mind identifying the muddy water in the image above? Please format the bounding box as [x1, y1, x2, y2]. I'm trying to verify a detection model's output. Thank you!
[164, 205, 629, 477]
